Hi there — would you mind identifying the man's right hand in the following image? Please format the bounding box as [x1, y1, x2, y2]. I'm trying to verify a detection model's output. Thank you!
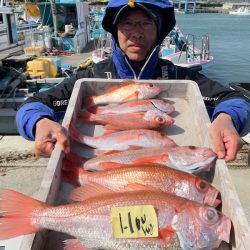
[34, 118, 70, 157]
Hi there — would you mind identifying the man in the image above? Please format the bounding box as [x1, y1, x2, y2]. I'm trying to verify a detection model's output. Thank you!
[16, 0, 250, 161]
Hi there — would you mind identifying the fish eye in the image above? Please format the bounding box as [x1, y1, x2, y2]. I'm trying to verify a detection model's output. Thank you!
[195, 179, 209, 193]
[156, 116, 165, 123]
[148, 83, 154, 88]
[206, 208, 218, 222]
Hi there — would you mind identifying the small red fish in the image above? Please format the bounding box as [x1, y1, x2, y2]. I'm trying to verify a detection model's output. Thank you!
[78, 110, 174, 131]
[75, 146, 217, 174]
[88, 99, 175, 115]
[84, 80, 161, 108]
[62, 164, 220, 207]
[69, 124, 176, 153]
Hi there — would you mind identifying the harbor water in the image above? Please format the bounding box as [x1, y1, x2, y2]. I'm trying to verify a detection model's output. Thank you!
[175, 13, 250, 87]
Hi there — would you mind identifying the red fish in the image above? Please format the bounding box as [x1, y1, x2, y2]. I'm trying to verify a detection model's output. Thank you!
[78, 110, 174, 131]
[89, 99, 175, 115]
[0, 189, 231, 250]
[75, 146, 217, 174]
[62, 164, 220, 207]
[84, 80, 161, 108]
[69, 124, 176, 154]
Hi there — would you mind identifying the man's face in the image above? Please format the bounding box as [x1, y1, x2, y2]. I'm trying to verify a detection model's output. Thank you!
[117, 9, 157, 62]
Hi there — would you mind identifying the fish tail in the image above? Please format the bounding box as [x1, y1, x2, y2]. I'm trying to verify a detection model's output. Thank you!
[68, 123, 84, 143]
[0, 189, 46, 240]
[88, 106, 103, 114]
[61, 166, 89, 186]
[84, 96, 95, 108]
[63, 156, 87, 170]
[78, 111, 95, 122]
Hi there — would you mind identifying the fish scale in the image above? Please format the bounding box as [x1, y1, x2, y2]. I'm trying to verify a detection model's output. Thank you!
[69, 126, 176, 152]
[82, 146, 217, 173]
[89, 99, 175, 115]
[65, 165, 219, 206]
[0, 190, 231, 249]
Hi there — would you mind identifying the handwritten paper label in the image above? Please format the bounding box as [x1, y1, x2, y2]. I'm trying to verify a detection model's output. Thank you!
[111, 205, 159, 238]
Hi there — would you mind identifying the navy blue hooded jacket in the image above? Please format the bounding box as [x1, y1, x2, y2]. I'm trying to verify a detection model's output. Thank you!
[16, 0, 250, 140]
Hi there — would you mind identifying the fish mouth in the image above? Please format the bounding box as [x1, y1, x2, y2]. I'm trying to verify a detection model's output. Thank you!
[204, 189, 221, 207]
[151, 100, 168, 113]
[218, 215, 232, 244]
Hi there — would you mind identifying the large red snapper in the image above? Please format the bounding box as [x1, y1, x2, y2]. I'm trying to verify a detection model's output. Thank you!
[69, 125, 176, 153]
[89, 99, 175, 115]
[84, 81, 161, 108]
[79, 146, 217, 174]
[0, 190, 231, 250]
[62, 164, 220, 207]
[78, 110, 174, 131]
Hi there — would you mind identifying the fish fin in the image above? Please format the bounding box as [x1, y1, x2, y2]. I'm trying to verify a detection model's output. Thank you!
[70, 184, 114, 201]
[94, 149, 123, 156]
[68, 123, 85, 144]
[84, 96, 95, 108]
[159, 226, 175, 244]
[103, 125, 121, 134]
[103, 80, 135, 93]
[213, 198, 221, 208]
[0, 189, 46, 240]
[64, 239, 89, 250]
[122, 90, 139, 102]
[61, 166, 89, 186]
[104, 84, 123, 93]
[124, 183, 160, 192]
[98, 162, 128, 170]
[87, 106, 102, 114]
[78, 111, 95, 122]
[127, 145, 144, 150]
[132, 153, 169, 165]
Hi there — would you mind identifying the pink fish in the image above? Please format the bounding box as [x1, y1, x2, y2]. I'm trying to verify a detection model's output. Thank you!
[62, 164, 220, 207]
[84, 80, 161, 108]
[69, 124, 176, 154]
[88, 99, 175, 115]
[74, 146, 217, 174]
[78, 110, 174, 131]
[0, 189, 231, 249]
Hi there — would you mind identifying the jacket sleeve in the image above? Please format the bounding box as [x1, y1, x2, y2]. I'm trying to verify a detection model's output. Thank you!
[186, 70, 250, 136]
[16, 67, 94, 140]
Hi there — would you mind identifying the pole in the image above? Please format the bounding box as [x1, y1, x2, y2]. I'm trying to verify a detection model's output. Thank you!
[50, 0, 58, 34]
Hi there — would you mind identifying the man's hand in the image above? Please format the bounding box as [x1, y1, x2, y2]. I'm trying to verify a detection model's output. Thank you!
[34, 118, 70, 157]
[210, 113, 242, 161]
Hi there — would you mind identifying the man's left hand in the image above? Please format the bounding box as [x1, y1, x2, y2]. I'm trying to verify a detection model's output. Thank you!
[210, 113, 242, 161]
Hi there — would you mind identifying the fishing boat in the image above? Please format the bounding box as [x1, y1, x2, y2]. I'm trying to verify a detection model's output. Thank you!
[89, 6, 112, 64]
[229, 7, 250, 16]
[160, 26, 214, 68]
[0, 4, 40, 52]
[90, 24, 214, 69]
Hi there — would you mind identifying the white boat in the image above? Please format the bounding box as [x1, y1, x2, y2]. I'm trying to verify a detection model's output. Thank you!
[160, 26, 214, 69]
[92, 34, 112, 64]
[229, 7, 250, 16]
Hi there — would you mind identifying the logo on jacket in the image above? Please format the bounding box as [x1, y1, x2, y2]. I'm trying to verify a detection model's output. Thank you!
[104, 72, 112, 79]
[161, 66, 169, 79]
[53, 100, 69, 107]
